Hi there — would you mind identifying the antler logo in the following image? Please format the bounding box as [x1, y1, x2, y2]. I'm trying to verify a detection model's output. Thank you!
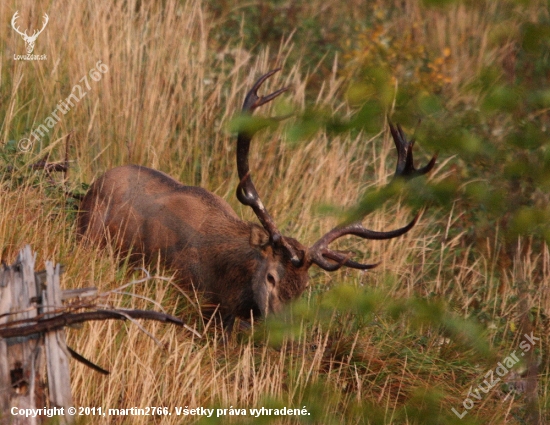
[11, 11, 49, 54]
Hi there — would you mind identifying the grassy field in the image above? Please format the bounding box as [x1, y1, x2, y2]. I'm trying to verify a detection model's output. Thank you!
[1, 0, 549, 423]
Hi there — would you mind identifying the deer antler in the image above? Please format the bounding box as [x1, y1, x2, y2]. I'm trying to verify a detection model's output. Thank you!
[11, 11, 27, 38]
[308, 215, 419, 271]
[235, 70, 303, 265]
[390, 122, 437, 179]
[308, 122, 436, 272]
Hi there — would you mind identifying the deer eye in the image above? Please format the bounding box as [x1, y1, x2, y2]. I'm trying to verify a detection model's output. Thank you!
[267, 273, 276, 287]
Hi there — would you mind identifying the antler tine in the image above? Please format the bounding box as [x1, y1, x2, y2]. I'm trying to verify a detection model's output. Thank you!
[242, 68, 290, 113]
[11, 11, 27, 37]
[32, 13, 49, 38]
[236, 70, 302, 266]
[320, 250, 380, 272]
[309, 213, 419, 271]
[390, 122, 437, 179]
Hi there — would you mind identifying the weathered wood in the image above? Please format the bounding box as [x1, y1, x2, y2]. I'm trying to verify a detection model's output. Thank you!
[43, 262, 73, 417]
[0, 247, 73, 424]
[0, 263, 13, 415]
[0, 245, 42, 425]
[1, 245, 188, 424]
[60, 287, 97, 301]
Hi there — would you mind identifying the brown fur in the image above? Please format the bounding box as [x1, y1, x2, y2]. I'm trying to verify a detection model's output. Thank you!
[77, 165, 310, 330]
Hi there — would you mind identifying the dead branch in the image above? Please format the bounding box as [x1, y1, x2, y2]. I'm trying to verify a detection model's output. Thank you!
[0, 309, 184, 338]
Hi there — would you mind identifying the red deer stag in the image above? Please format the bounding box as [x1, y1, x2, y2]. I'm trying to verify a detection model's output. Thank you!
[77, 69, 436, 332]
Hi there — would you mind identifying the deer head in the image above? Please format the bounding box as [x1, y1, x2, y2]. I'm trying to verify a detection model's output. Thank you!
[11, 11, 49, 54]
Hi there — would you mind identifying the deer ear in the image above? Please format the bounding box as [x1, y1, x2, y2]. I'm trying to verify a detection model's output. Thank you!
[249, 225, 269, 247]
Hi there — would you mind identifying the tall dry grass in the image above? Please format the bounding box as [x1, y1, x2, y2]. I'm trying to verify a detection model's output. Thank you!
[1, 0, 548, 423]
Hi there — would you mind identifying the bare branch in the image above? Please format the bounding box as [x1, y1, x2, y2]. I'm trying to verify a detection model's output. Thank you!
[0, 309, 185, 339]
